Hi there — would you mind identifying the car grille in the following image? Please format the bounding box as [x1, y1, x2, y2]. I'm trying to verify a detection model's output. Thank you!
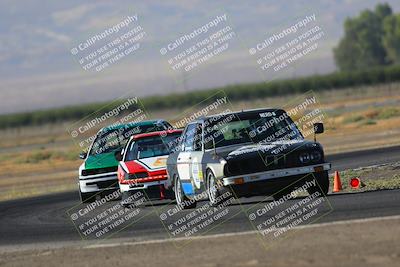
[82, 166, 118, 176]
[225, 150, 323, 176]
[86, 179, 118, 189]
[226, 154, 286, 175]
[127, 172, 148, 180]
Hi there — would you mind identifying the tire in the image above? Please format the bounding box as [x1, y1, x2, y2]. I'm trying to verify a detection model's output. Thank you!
[102, 189, 121, 201]
[206, 171, 224, 206]
[121, 191, 134, 208]
[79, 191, 95, 203]
[272, 186, 293, 201]
[306, 171, 329, 196]
[174, 175, 196, 209]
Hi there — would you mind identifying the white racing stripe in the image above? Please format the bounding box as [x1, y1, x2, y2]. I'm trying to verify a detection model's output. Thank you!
[84, 214, 400, 249]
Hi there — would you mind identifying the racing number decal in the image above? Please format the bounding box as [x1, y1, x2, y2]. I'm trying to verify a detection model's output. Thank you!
[191, 156, 202, 188]
[177, 151, 192, 181]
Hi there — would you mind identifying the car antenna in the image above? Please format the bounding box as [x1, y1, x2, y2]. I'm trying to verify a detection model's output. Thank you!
[212, 138, 218, 157]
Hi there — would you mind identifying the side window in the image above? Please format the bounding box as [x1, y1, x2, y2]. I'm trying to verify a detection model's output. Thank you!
[183, 124, 196, 151]
[193, 123, 203, 151]
[124, 140, 137, 161]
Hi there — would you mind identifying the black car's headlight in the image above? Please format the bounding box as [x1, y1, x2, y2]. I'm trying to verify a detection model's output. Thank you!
[299, 152, 311, 163]
[299, 150, 322, 164]
[310, 151, 322, 162]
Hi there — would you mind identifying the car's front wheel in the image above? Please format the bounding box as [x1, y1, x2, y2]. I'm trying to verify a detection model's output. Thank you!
[306, 171, 329, 196]
[174, 175, 196, 209]
[272, 186, 293, 201]
[206, 171, 226, 207]
[121, 191, 134, 208]
[79, 190, 95, 203]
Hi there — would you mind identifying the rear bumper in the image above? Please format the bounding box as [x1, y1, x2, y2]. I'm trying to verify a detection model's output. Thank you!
[223, 163, 331, 186]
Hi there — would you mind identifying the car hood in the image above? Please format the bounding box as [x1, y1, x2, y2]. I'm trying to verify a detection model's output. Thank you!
[125, 155, 168, 172]
[214, 139, 320, 160]
[85, 152, 118, 169]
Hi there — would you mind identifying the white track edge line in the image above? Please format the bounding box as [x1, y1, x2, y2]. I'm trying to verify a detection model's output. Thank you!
[84, 214, 400, 249]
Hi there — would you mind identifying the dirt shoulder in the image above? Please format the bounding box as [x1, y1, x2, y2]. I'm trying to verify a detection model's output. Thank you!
[1, 216, 399, 267]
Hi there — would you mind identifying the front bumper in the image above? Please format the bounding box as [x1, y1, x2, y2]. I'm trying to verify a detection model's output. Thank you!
[223, 163, 331, 186]
[79, 172, 119, 193]
[119, 180, 168, 192]
[121, 183, 174, 201]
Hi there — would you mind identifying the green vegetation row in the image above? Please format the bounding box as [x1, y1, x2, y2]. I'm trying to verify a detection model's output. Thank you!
[1, 64, 400, 129]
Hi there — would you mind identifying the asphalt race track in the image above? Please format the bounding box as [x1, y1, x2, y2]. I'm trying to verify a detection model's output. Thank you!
[1, 145, 399, 247]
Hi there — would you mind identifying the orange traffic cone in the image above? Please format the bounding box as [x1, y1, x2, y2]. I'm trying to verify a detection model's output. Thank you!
[333, 171, 342, 193]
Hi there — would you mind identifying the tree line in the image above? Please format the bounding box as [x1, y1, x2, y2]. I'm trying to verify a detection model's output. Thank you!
[1, 64, 400, 129]
[334, 3, 400, 71]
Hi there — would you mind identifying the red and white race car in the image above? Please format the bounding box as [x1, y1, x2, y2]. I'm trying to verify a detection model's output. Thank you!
[116, 129, 183, 205]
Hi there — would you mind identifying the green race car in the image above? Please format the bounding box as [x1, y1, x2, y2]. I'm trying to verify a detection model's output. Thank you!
[78, 120, 171, 203]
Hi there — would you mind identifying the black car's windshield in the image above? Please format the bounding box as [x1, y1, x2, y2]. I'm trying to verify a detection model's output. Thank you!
[89, 123, 169, 155]
[125, 133, 181, 161]
[204, 111, 302, 148]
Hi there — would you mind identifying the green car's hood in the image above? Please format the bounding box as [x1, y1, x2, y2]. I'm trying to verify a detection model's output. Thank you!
[85, 152, 118, 169]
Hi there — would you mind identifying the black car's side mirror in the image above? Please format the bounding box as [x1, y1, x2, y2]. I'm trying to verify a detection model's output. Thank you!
[313, 123, 324, 142]
[79, 152, 87, 159]
[114, 150, 123, 161]
[313, 123, 324, 134]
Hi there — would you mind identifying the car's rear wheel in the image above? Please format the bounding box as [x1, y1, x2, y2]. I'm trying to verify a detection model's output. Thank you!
[307, 171, 329, 196]
[174, 175, 196, 209]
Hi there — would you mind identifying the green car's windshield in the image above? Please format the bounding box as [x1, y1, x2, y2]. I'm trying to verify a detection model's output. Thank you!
[125, 133, 181, 161]
[89, 123, 169, 155]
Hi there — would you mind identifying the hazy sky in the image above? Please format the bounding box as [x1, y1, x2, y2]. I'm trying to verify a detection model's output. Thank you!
[1, 0, 399, 114]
